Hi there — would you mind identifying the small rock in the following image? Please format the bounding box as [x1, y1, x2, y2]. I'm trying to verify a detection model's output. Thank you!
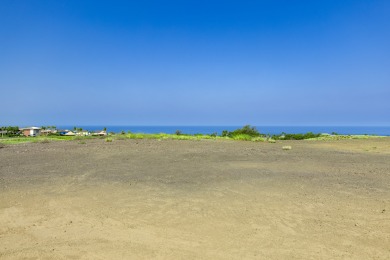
[282, 146, 292, 150]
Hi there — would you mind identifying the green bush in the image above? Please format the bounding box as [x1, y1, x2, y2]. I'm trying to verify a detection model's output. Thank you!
[210, 132, 217, 137]
[273, 132, 321, 140]
[231, 125, 260, 137]
[222, 125, 261, 138]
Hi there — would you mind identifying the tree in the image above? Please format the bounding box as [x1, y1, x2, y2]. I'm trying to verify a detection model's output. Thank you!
[229, 125, 260, 137]
[4, 126, 19, 137]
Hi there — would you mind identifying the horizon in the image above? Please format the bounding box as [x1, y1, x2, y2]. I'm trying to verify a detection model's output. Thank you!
[10, 124, 390, 127]
[4, 125, 390, 136]
[1, 1, 389, 126]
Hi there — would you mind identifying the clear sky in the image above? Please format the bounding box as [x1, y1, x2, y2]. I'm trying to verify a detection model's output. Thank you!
[1, 0, 389, 126]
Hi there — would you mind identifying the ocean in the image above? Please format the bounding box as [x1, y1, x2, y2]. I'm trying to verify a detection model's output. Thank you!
[57, 126, 390, 136]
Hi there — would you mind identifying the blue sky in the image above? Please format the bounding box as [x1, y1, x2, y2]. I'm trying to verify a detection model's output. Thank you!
[1, 0, 389, 126]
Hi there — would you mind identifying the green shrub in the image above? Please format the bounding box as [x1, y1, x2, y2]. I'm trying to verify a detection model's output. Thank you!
[221, 130, 229, 137]
[230, 125, 260, 137]
[273, 132, 321, 140]
[222, 125, 261, 138]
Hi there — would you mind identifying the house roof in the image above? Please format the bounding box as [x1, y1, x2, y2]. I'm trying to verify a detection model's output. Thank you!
[20, 127, 41, 130]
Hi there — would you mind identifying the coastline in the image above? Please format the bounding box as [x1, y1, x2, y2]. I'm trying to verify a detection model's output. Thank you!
[54, 125, 390, 136]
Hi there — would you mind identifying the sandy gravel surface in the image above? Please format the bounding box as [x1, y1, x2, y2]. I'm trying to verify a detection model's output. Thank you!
[1, 138, 390, 259]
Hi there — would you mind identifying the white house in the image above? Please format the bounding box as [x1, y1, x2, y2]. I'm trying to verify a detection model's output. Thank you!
[20, 127, 41, 137]
[64, 130, 76, 136]
[92, 130, 107, 136]
[75, 130, 91, 136]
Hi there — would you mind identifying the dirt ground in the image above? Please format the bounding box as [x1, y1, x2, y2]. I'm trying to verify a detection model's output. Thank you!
[1, 138, 389, 259]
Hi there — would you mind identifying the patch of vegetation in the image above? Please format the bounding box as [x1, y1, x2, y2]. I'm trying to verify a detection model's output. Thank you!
[0, 126, 20, 137]
[222, 125, 261, 138]
[231, 134, 253, 141]
[0, 135, 75, 144]
[306, 134, 385, 141]
[273, 132, 321, 140]
[0, 125, 385, 145]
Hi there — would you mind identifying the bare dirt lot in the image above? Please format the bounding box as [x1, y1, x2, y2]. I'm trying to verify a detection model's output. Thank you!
[1, 138, 390, 259]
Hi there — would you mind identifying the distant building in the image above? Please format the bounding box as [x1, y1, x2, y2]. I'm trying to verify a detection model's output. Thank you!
[40, 129, 55, 135]
[56, 129, 69, 135]
[20, 127, 41, 137]
[64, 131, 76, 136]
[75, 130, 91, 136]
[64, 130, 76, 136]
[57, 129, 77, 136]
[92, 130, 107, 136]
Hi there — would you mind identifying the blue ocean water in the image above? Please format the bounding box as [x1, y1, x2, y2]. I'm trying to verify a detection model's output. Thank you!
[57, 126, 390, 136]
